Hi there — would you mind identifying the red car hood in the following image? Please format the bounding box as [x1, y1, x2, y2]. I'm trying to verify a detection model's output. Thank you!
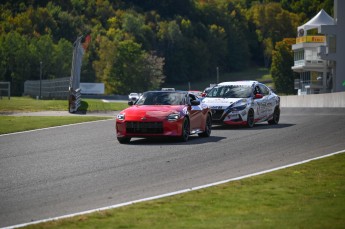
[122, 105, 183, 121]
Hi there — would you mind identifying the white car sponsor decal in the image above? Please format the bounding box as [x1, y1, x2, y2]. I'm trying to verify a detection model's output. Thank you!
[202, 98, 243, 109]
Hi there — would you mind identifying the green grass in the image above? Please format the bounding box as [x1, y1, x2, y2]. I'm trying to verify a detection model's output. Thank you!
[0, 97, 127, 134]
[0, 97, 128, 112]
[0, 116, 111, 134]
[78, 99, 128, 112]
[24, 152, 345, 229]
[167, 67, 272, 91]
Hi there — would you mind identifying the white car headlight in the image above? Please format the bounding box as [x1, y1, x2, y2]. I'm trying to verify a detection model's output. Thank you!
[117, 113, 125, 121]
[167, 113, 180, 121]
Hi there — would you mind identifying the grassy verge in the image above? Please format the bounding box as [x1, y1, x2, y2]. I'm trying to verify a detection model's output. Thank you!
[0, 97, 128, 112]
[78, 99, 128, 112]
[24, 152, 345, 229]
[0, 116, 111, 134]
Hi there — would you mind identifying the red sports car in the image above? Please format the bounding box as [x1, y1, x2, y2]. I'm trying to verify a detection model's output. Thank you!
[116, 91, 212, 144]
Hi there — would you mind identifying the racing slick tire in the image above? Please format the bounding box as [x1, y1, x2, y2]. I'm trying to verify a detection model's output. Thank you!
[246, 108, 255, 128]
[117, 137, 131, 144]
[268, 106, 280, 125]
[198, 114, 212, 137]
[179, 118, 190, 142]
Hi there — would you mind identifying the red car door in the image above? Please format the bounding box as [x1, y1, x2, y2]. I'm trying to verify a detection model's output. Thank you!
[187, 94, 203, 131]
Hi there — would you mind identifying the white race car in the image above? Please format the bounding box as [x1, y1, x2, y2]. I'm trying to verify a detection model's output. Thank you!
[128, 93, 141, 101]
[201, 81, 280, 127]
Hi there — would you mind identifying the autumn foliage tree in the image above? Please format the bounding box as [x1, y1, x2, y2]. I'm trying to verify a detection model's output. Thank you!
[0, 0, 332, 95]
[271, 38, 298, 94]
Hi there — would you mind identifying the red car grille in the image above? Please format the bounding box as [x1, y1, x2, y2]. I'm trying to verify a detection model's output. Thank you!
[126, 122, 163, 134]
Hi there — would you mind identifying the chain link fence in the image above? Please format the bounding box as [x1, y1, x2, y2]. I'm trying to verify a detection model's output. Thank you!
[24, 77, 69, 99]
[0, 82, 11, 100]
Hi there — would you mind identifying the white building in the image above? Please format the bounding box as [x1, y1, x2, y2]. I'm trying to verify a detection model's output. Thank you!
[291, 0, 345, 95]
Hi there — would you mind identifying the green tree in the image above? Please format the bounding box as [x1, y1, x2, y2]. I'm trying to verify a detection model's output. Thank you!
[31, 35, 55, 79]
[121, 11, 154, 50]
[140, 52, 166, 90]
[0, 32, 32, 95]
[157, 20, 185, 83]
[247, 2, 300, 67]
[112, 40, 149, 94]
[271, 38, 297, 94]
[93, 34, 165, 94]
[93, 35, 118, 94]
[281, 0, 333, 20]
[53, 38, 73, 78]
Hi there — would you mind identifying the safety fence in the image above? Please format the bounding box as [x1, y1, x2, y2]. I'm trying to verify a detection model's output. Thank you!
[24, 77, 69, 99]
[0, 82, 11, 100]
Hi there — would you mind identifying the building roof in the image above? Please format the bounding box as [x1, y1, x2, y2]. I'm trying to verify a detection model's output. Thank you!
[298, 9, 334, 35]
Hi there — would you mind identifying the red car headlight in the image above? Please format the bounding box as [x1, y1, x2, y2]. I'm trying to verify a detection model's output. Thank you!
[117, 113, 125, 121]
[167, 113, 180, 121]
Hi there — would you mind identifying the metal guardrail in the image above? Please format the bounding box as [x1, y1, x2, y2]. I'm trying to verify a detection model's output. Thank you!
[0, 82, 11, 100]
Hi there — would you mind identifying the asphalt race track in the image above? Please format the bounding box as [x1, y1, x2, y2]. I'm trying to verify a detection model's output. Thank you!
[1, 108, 345, 228]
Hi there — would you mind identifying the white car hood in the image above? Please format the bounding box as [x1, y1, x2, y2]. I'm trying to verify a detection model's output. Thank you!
[202, 97, 245, 109]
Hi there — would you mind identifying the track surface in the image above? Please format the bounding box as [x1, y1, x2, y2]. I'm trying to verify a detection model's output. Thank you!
[1, 108, 345, 227]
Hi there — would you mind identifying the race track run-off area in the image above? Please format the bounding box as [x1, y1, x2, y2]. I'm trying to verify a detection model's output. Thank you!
[0, 108, 345, 228]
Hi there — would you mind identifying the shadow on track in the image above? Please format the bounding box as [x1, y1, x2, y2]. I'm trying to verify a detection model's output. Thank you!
[211, 123, 295, 131]
[126, 135, 226, 145]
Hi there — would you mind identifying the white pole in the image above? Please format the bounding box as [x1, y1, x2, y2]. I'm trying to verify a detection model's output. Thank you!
[216, 67, 219, 84]
[39, 61, 42, 99]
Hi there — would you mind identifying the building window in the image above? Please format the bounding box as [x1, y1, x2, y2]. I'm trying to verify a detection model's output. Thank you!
[294, 50, 304, 61]
[305, 49, 318, 61]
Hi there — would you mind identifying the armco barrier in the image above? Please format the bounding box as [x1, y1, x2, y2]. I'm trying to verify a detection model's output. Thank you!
[280, 91, 345, 107]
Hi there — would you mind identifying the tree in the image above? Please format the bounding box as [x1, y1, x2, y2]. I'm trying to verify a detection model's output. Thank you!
[281, 0, 333, 20]
[92, 35, 118, 94]
[0, 32, 32, 95]
[53, 38, 72, 78]
[141, 52, 166, 90]
[93, 36, 165, 94]
[271, 38, 297, 94]
[247, 2, 301, 67]
[112, 40, 164, 94]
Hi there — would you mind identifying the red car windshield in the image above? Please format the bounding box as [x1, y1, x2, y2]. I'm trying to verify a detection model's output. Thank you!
[136, 92, 187, 105]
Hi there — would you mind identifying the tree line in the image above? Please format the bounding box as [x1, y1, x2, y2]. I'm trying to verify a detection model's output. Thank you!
[0, 0, 333, 95]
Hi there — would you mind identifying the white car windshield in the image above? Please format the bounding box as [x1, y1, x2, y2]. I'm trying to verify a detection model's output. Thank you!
[206, 85, 252, 98]
[136, 92, 187, 105]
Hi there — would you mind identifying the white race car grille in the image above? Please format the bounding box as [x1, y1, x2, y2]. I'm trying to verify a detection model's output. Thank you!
[211, 109, 224, 120]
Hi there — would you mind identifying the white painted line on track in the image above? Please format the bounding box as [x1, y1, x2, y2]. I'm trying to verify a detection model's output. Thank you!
[0, 119, 113, 137]
[3, 149, 345, 229]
